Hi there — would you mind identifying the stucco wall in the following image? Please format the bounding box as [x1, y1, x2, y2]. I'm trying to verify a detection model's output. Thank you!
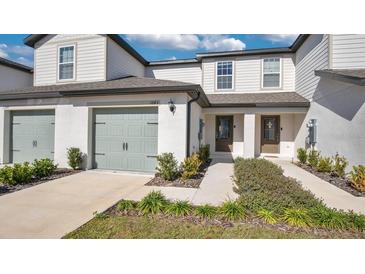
[189, 101, 203, 155]
[0, 93, 189, 168]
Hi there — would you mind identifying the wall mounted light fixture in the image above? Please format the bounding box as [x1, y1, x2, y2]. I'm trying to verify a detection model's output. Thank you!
[168, 99, 176, 113]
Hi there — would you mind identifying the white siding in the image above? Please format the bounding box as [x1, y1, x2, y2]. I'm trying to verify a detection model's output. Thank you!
[0, 65, 33, 91]
[295, 34, 329, 100]
[106, 37, 145, 79]
[332, 34, 365, 69]
[34, 34, 106, 86]
[202, 54, 295, 94]
[146, 63, 202, 85]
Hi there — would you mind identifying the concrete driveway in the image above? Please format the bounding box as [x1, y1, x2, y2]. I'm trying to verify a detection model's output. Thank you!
[0, 171, 152, 239]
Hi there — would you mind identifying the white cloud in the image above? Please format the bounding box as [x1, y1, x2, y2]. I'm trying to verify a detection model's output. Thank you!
[7, 45, 33, 56]
[0, 43, 9, 58]
[0, 43, 34, 66]
[125, 34, 245, 51]
[263, 34, 299, 44]
[199, 35, 246, 51]
[16, 56, 33, 67]
[126, 34, 200, 50]
[168, 56, 177, 60]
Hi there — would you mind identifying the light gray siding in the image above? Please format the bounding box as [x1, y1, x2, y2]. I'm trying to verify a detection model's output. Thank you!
[295, 34, 329, 100]
[202, 54, 295, 94]
[146, 63, 202, 85]
[106, 37, 145, 80]
[34, 34, 107, 86]
[332, 34, 365, 69]
[0, 64, 33, 91]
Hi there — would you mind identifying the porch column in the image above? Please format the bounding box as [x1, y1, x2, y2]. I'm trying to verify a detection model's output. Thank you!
[243, 113, 256, 158]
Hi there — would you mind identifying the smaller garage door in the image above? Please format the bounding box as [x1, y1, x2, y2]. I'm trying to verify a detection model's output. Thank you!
[93, 107, 158, 172]
[11, 110, 55, 163]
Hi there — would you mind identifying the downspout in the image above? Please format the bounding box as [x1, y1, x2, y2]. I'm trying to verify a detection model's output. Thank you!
[186, 90, 201, 158]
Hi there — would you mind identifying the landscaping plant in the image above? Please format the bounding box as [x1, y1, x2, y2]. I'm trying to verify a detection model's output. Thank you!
[165, 200, 192, 217]
[307, 149, 320, 168]
[283, 208, 311, 227]
[220, 200, 245, 221]
[67, 147, 83, 170]
[33, 158, 57, 178]
[310, 206, 348, 230]
[156, 153, 179, 181]
[194, 204, 217, 219]
[117, 200, 136, 213]
[317, 156, 333, 173]
[296, 148, 307, 164]
[349, 165, 365, 192]
[332, 154, 348, 178]
[257, 209, 278, 225]
[181, 153, 202, 180]
[0, 165, 15, 185]
[12, 162, 33, 184]
[198, 144, 210, 163]
[138, 191, 168, 215]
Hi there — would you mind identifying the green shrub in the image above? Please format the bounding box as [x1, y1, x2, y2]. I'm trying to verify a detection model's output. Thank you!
[307, 150, 320, 167]
[194, 204, 217, 219]
[116, 200, 136, 212]
[181, 153, 202, 180]
[67, 147, 83, 170]
[257, 209, 278, 225]
[138, 191, 168, 215]
[234, 158, 322, 214]
[220, 200, 245, 221]
[349, 165, 365, 192]
[310, 206, 348, 230]
[345, 211, 365, 231]
[165, 200, 192, 217]
[156, 153, 179, 181]
[12, 162, 33, 184]
[283, 208, 311, 227]
[33, 158, 57, 178]
[0, 165, 15, 185]
[333, 154, 348, 178]
[198, 144, 210, 163]
[317, 157, 333, 173]
[297, 148, 307, 164]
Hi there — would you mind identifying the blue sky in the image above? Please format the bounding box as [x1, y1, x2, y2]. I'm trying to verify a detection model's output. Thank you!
[0, 34, 298, 67]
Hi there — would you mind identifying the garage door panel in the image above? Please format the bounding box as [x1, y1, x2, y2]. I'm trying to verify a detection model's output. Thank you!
[145, 125, 158, 137]
[127, 124, 143, 137]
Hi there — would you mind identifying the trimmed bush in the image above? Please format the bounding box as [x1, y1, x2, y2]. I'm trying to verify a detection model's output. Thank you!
[283, 208, 311, 227]
[33, 158, 57, 178]
[317, 157, 333, 173]
[220, 200, 245, 221]
[194, 204, 217, 219]
[0, 165, 15, 185]
[307, 150, 320, 168]
[156, 153, 179, 181]
[138, 191, 168, 215]
[181, 153, 202, 180]
[257, 209, 278, 225]
[297, 148, 307, 164]
[165, 200, 192, 217]
[234, 158, 322, 214]
[333, 154, 348, 178]
[349, 165, 365, 192]
[198, 144, 210, 163]
[12, 162, 33, 184]
[67, 147, 83, 170]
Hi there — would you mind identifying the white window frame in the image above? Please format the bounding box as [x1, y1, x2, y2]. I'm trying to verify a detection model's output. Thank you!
[57, 44, 76, 82]
[261, 57, 282, 89]
[215, 61, 234, 91]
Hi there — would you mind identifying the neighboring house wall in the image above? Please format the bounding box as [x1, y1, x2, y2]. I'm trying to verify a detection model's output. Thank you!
[34, 34, 107, 86]
[202, 54, 295, 94]
[146, 63, 202, 85]
[0, 64, 33, 91]
[332, 34, 365, 69]
[106, 37, 145, 79]
[295, 34, 329, 100]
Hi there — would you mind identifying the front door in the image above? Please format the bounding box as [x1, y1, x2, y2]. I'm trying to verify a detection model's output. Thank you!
[215, 115, 233, 152]
[261, 115, 280, 153]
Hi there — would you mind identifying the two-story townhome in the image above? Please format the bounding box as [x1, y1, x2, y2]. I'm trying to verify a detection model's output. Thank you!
[0, 57, 33, 91]
[0, 34, 363, 173]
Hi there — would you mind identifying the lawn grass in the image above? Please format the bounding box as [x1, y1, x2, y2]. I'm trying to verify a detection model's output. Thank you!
[63, 215, 361, 239]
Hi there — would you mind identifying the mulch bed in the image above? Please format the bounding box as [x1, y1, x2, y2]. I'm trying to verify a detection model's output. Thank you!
[297, 163, 365, 197]
[145, 159, 212, 188]
[0, 169, 81, 197]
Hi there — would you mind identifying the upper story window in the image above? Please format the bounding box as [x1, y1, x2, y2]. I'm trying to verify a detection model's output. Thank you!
[262, 57, 281, 88]
[58, 45, 75, 81]
[216, 61, 233, 90]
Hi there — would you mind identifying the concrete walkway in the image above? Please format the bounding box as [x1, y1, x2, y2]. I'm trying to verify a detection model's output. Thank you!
[268, 158, 365, 214]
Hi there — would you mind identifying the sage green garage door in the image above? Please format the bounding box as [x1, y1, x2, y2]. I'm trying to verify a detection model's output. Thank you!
[11, 110, 55, 163]
[93, 107, 158, 172]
